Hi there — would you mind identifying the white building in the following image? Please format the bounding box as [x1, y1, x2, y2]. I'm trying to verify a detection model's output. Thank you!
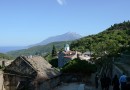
[58, 44, 78, 67]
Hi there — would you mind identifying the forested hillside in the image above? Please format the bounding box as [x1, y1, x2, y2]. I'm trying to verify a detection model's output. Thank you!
[107, 21, 130, 31]
[7, 41, 72, 57]
[71, 21, 130, 57]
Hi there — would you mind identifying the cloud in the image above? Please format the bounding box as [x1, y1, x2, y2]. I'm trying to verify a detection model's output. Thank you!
[56, 0, 66, 5]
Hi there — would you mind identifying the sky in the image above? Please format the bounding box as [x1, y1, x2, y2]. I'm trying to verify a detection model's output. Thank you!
[0, 0, 130, 46]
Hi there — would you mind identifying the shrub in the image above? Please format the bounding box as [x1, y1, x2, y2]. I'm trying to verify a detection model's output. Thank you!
[61, 58, 97, 75]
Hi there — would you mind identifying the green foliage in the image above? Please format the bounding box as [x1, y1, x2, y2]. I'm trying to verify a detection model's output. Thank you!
[71, 21, 130, 58]
[44, 53, 53, 61]
[7, 41, 72, 57]
[44, 53, 58, 68]
[62, 59, 97, 75]
[0, 53, 14, 60]
[107, 20, 130, 31]
[51, 45, 57, 57]
[49, 58, 58, 68]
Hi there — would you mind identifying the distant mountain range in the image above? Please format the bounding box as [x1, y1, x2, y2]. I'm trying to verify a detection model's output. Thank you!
[31, 32, 82, 46]
[0, 32, 81, 54]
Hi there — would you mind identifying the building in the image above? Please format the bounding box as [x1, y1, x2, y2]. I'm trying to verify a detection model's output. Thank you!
[64, 44, 70, 52]
[3, 56, 61, 90]
[58, 44, 93, 67]
[58, 51, 78, 67]
[58, 44, 78, 67]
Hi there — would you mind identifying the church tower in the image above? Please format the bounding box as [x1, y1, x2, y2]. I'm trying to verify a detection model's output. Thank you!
[64, 44, 70, 52]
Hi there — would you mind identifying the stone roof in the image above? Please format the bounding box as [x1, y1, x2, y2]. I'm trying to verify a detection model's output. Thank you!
[5, 56, 60, 81]
[21, 56, 60, 80]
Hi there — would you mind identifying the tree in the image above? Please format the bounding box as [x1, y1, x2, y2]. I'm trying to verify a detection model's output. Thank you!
[62, 58, 96, 75]
[52, 45, 57, 57]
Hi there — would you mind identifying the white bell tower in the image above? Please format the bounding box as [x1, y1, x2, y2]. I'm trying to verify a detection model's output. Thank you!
[64, 44, 70, 52]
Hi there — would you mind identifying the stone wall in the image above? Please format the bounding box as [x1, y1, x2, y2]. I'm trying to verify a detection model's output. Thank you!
[38, 76, 60, 90]
[58, 51, 77, 68]
[58, 53, 65, 67]
[0, 72, 5, 90]
[60, 74, 88, 83]
[3, 74, 31, 90]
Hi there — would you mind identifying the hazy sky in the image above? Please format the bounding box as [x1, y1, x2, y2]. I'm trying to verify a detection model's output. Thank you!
[0, 0, 130, 46]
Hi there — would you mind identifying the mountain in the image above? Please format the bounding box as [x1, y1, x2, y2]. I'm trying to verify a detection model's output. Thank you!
[32, 32, 82, 46]
[7, 41, 72, 57]
[7, 32, 81, 57]
[0, 46, 27, 53]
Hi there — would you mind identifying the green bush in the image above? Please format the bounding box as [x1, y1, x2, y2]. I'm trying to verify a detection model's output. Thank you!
[61, 58, 97, 75]
[49, 58, 58, 68]
[44, 53, 58, 68]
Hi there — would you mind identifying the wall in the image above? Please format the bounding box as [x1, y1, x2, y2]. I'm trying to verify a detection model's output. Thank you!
[0, 73, 5, 90]
[58, 52, 65, 67]
[38, 76, 60, 90]
[3, 74, 31, 90]
[58, 51, 77, 68]
[60, 74, 87, 83]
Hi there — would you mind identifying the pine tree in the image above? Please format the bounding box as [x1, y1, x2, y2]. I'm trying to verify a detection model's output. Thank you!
[52, 45, 57, 57]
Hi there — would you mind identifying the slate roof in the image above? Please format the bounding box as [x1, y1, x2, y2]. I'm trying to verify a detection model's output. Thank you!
[21, 56, 61, 80]
[5, 56, 61, 80]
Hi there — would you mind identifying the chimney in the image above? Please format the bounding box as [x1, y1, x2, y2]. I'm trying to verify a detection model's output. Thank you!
[2, 61, 5, 68]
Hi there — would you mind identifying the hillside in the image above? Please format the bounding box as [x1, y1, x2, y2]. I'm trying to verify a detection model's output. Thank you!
[7, 41, 72, 57]
[0, 53, 14, 60]
[71, 21, 130, 57]
[31, 32, 82, 46]
[107, 20, 130, 31]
